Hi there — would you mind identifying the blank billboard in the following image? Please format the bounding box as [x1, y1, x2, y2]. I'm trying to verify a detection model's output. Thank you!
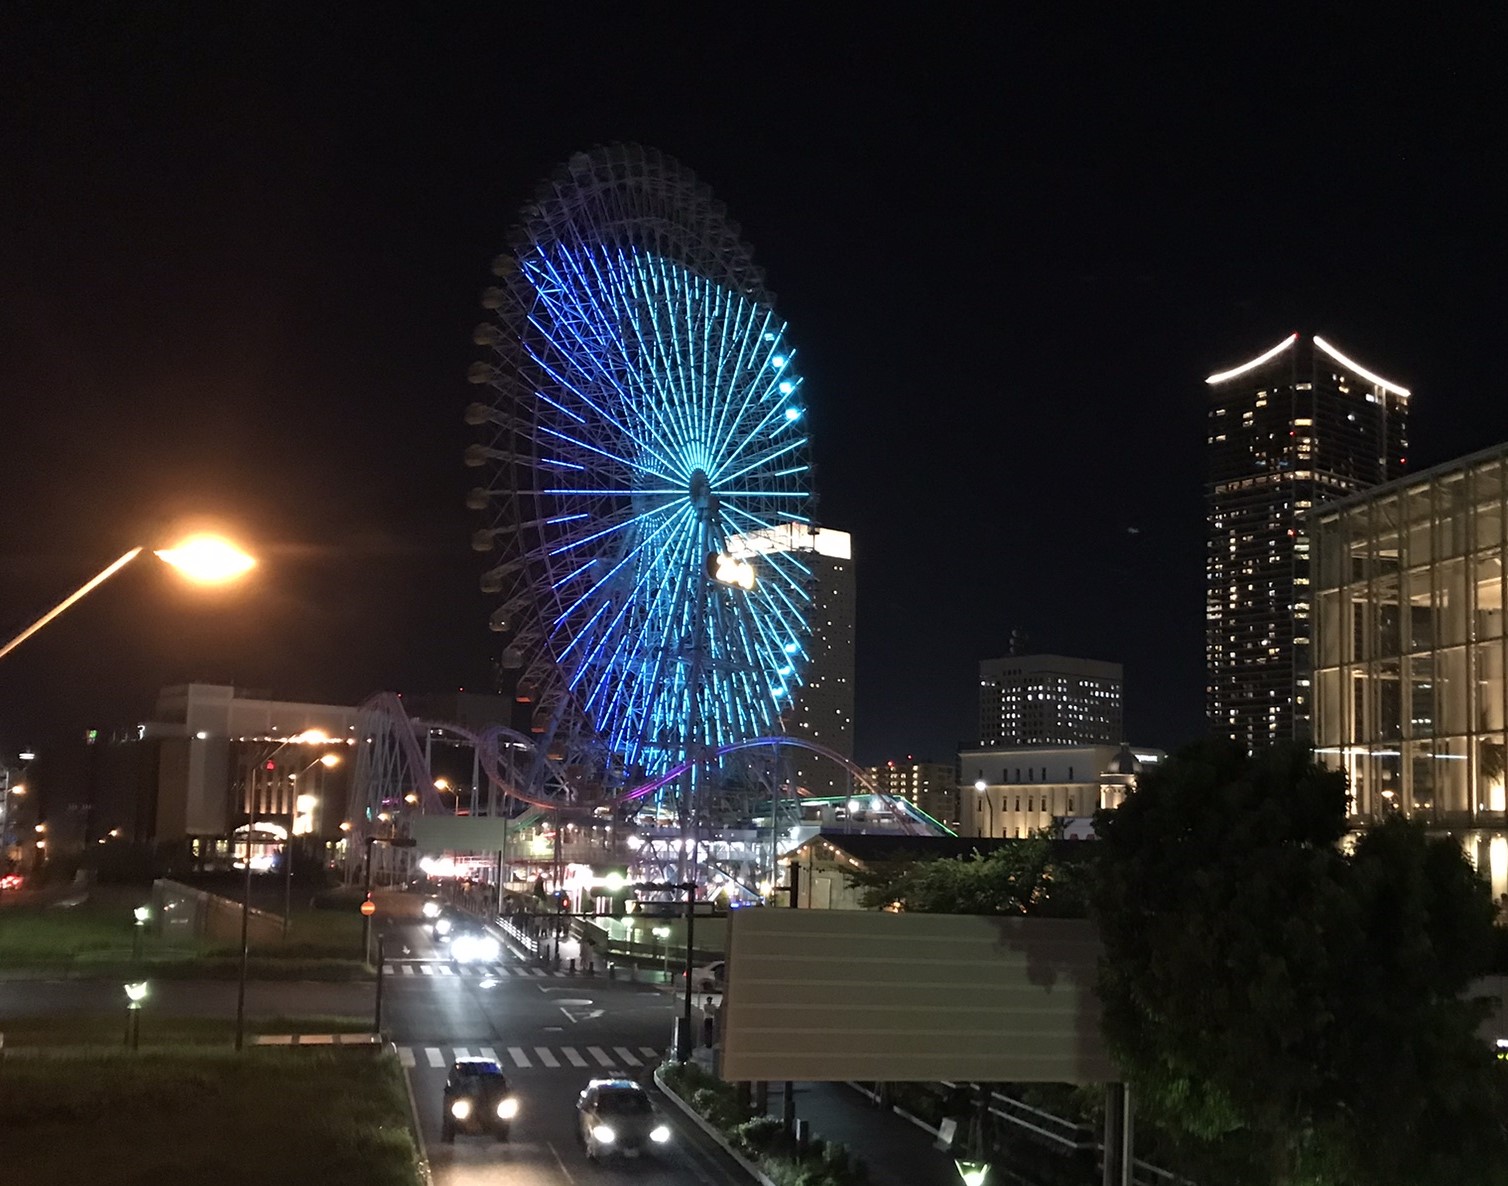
[720, 910, 1113, 1084]
[409, 815, 510, 852]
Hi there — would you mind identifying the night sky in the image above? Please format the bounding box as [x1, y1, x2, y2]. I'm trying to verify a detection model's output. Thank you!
[2, 8, 1506, 765]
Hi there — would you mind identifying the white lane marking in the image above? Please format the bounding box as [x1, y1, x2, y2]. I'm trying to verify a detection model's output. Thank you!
[438, 965, 455, 977]
[479, 1046, 498, 1062]
[453, 1047, 471, 1059]
[402, 964, 415, 976]
[397, 1047, 415, 1068]
[614, 1047, 641, 1066]
[507, 1046, 531, 1068]
[546, 1139, 580, 1185]
[420, 965, 434, 977]
[561, 1046, 588, 1067]
[425, 1047, 445, 1068]
[534, 1047, 560, 1067]
[587, 1046, 614, 1067]
[639, 1046, 659, 1059]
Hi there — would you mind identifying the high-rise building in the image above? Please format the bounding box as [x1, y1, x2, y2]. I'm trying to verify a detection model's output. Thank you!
[1311, 442, 1508, 896]
[1205, 333, 1410, 749]
[978, 654, 1122, 746]
[729, 524, 854, 793]
[866, 758, 959, 831]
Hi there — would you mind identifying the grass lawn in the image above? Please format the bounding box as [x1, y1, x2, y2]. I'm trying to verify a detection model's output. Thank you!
[0, 885, 368, 977]
[0, 1014, 374, 1047]
[0, 1048, 421, 1186]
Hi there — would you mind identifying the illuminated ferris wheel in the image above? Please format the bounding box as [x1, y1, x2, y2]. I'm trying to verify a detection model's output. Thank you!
[466, 144, 815, 792]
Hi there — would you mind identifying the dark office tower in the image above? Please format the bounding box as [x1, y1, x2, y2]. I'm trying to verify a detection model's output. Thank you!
[1205, 333, 1410, 750]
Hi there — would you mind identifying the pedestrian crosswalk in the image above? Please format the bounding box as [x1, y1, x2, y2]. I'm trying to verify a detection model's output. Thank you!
[396, 1043, 663, 1071]
[382, 960, 572, 978]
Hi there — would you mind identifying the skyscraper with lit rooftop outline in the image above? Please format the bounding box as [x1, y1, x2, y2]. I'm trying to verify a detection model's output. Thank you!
[1205, 333, 1409, 750]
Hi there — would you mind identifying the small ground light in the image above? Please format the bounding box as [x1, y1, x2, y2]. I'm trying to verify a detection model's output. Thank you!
[133, 905, 151, 961]
[955, 1161, 990, 1186]
[123, 981, 149, 1050]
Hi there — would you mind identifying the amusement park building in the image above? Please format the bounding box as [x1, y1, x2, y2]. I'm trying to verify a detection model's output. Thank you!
[1205, 332, 1410, 751]
[978, 654, 1122, 746]
[956, 743, 1163, 840]
[1311, 441, 1508, 900]
[731, 524, 855, 793]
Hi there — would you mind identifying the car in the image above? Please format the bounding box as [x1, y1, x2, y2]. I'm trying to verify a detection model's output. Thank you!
[0, 873, 22, 891]
[442, 1058, 518, 1143]
[686, 960, 725, 993]
[449, 926, 501, 966]
[575, 1078, 671, 1161]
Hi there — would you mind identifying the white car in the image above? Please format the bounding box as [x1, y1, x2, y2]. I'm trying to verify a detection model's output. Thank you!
[450, 931, 502, 965]
[686, 960, 725, 993]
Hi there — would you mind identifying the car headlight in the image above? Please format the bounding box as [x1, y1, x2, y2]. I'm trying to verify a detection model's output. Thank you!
[450, 1098, 473, 1120]
[435, 918, 452, 935]
[591, 1124, 616, 1143]
[422, 901, 440, 919]
[650, 1125, 671, 1143]
[496, 1097, 518, 1119]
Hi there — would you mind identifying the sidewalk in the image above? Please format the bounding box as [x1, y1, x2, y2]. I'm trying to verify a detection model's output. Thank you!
[773, 1081, 964, 1186]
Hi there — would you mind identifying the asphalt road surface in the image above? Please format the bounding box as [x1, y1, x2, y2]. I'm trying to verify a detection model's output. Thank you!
[382, 918, 750, 1186]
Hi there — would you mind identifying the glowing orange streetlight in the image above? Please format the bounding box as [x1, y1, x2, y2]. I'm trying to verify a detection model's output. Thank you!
[0, 533, 256, 662]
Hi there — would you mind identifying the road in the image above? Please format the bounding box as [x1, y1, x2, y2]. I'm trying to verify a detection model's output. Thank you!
[380, 917, 749, 1186]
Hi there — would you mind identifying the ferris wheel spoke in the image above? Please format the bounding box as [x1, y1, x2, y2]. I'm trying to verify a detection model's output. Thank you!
[525, 341, 681, 478]
[550, 501, 692, 623]
[703, 307, 782, 472]
[542, 247, 694, 476]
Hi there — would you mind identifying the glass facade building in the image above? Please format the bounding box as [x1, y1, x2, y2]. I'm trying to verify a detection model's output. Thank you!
[1206, 333, 1409, 750]
[1312, 443, 1508, 896]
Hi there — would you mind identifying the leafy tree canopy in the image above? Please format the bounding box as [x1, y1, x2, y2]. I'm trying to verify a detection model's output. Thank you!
[842, 832, 1091, 917]
[1092, 739, 1508, 1186]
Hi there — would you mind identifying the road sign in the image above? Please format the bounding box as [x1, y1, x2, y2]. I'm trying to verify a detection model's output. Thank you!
[360, 898, 376, 917]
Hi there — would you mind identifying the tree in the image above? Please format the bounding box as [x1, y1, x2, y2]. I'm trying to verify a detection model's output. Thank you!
[842, 832, 1090, 916]
[1092, 740, 1508, 1185]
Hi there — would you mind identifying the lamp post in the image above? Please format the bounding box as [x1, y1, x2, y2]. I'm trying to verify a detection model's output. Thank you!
[362, 835, 417, 961]
[285, 753, 340, 937]
[635, 880, 697, 1059]
[653, 925, 671, 981]
[123, 981, 148, 1051]
[132, 905, 151, 963]
[235, 730, 331, 1051]
[0, 534, 255, 663]
[973, 773, 993, 838]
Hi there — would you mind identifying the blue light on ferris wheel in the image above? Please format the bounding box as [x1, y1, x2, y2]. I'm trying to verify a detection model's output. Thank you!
[784, 407, 802, 422]
[784, 641, 800, 655]
[771, 354, 787, 368]
[778, 380, 795, 396]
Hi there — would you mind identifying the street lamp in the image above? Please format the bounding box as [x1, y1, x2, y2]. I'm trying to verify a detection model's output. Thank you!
[0, 533, 256, 662]
[132, 905, 151, 962]
[973, 772, 995, 838]
[234, 730, 333, 1051]
[653, 926, 671, 981]
[284, 753, 341, 937]
[123, 981, 148, 1050]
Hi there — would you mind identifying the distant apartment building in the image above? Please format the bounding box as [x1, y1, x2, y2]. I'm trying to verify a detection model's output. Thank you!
[866, 758, 959, 831]
[1205, 332, 1409, 750]
[978, 654, 1122, 746]
[732, 524, 855, 793]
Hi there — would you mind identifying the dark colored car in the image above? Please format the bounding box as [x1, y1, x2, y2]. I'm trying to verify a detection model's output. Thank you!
[575, 1078, 671, 1161]
[442, 1058, 518, 1142]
